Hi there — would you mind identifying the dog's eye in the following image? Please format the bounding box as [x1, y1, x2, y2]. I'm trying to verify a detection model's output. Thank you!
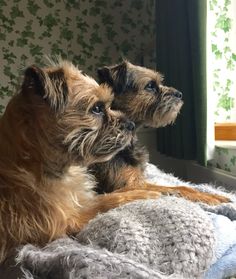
[91, 102, 104, 115]
[145, 81, 158, 93]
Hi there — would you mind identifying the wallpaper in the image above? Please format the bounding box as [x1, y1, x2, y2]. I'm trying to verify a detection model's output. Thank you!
[0, 0, 155, 113]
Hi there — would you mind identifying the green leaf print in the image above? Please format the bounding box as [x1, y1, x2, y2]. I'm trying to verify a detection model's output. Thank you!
[89, 7, 100, 16]
[0, 0, 156, 113]
[217, 94, 234, 111]
[16, 37, 28, 47]
[29, 44, 43, 57]
[27, 0, 40, 16]
[10, 6, 24, 18]
[60, 27, 73, 41]
[230, 156, 236, 166]
[90, 32, 102, 45]
[43, 14, 58, 31]
[43, 0, 54, 8]
[216, 15, 232, 33]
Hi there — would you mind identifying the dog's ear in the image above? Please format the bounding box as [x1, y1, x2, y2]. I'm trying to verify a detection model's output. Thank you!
[22, 66, 68, 112]
[97, 61, 128, 94]
[97, 66, 113, 86]
[23, 65, 46, 95]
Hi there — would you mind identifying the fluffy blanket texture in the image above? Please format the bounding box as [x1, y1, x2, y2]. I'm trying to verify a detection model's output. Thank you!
[16, 163, 236, 279]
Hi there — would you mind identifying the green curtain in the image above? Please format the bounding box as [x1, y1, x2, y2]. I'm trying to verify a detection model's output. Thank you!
[155, 0, 207, 166]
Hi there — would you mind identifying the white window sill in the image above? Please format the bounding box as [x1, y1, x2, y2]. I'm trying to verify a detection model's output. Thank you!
[215, 140, 236, 150]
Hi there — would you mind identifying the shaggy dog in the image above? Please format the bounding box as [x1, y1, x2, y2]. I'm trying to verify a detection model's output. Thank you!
[89, 61, 229, 205]
[0, 60, 161, 263]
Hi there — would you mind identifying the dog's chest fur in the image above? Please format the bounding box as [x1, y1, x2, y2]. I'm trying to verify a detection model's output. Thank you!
[89, 141, 149, 194]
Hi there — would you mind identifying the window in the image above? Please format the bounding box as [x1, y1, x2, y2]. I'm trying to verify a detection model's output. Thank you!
[207, 0, 236, 174]
[208, 0, 236, 140]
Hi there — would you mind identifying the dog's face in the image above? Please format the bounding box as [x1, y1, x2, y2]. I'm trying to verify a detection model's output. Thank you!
[97, 61, 183, 128]
[18, 60, 134, 166]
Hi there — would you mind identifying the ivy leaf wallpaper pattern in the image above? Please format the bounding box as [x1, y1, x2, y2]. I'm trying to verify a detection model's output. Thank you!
[0, 0, 155, 113]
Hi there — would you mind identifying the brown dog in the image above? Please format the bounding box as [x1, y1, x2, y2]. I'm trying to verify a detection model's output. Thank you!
[0, 60, 163, 263]
[89, 60, 229, 204]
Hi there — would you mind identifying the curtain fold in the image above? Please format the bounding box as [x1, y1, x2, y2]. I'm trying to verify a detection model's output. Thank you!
[155, 0, 207, 166]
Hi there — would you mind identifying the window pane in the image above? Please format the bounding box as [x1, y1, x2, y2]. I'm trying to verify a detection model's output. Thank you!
[208, 0, 236, 123]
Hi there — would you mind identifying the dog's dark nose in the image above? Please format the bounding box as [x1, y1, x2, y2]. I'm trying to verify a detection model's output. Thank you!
[173, 91, 182, 99]
[124, 121, 135, 131]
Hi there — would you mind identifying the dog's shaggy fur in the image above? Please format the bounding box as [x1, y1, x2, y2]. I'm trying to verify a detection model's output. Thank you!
[0, 60, 162, 263]
[89, 61, 229, 205]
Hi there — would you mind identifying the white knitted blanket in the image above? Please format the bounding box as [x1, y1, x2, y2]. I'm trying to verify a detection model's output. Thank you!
[17, 163, 236, 279]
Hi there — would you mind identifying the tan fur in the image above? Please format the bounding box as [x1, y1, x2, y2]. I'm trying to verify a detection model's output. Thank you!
[0, 60, 162, 263]
[110, 61, 183, 127]
[91, 61, 230, 205]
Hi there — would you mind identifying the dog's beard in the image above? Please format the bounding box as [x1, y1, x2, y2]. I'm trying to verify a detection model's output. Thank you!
[64, 128, 133, 165]
[147, 98, 183, 128]
[90, 130, 133, 163]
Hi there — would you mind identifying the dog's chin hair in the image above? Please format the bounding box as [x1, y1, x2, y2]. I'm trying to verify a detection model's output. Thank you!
[149, 102, 183, 128]
[65, 129, 100, 159]
[89, 152, 119, 164]
[94, 133, 133, 160]
[66, 129, 132, 164]
[99, 141, 132, 162]
[86, 139, 132, 164]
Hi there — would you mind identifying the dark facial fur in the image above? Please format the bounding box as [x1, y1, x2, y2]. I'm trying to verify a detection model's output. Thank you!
[97, 61, 183, 128]
[90, 62, 229, 208]
[88, 61, 182, 194]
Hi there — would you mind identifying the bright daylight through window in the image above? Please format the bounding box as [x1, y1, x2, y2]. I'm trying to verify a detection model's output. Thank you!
[207, 0, 236, 174]
[208, 0, 236, 124]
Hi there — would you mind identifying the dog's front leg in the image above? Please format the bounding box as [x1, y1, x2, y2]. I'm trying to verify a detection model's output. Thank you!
[113, 180, 230, 205]
[136, 183, 230, 205]
[68, 190, 162, 234]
